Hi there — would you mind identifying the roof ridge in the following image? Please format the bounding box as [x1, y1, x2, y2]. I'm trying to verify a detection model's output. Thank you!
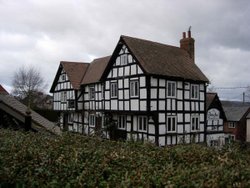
[121, 35, 182, 50]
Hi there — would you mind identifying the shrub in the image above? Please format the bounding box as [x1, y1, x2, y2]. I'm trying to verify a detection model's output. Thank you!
[0, 129, 250, 187]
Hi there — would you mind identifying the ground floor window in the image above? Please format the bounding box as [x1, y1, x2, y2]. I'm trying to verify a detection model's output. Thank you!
[167, 116, 177, 132]
[68, 113, 74, 123]
[210, 140, 219, 147]
[118, 115, 126, 129]
[225, 134, 235, 144]
[89, 114, 96, 127]
[138, 116, 147, 132]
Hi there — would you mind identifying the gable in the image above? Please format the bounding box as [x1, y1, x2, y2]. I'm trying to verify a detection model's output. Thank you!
[50, 61, 89, 92]
[206, 93, 226, 120]
[102, 43, 145, 80]
[123, 35, 209, 82]
[102, 35, 209, 82]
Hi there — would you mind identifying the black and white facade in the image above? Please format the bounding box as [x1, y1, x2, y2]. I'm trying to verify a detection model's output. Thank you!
[50, 31, 209, 146]
[50, 62, 89, 133]
[206, 93, 226, 147]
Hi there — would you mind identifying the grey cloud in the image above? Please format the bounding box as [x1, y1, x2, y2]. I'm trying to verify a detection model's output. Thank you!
[0, 0, 249, 101]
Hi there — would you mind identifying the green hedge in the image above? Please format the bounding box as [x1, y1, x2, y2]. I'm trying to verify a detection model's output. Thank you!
[0, 129, 250, 187]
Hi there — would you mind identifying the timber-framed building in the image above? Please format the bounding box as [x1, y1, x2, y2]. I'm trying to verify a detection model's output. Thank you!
[50, 31, 209, 146]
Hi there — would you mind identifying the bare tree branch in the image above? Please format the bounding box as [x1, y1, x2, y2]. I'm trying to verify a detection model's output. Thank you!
[12, 66, 47, 108]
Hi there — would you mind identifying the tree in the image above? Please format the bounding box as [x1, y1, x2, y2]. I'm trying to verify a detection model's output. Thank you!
[12, 66, 47, 108]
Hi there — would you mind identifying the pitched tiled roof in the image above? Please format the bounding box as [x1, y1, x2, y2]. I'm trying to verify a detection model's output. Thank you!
[221, 101, 250, 121]
[0, 94, 61, 134]
[0, 85, 9, 95]
[120, 35, 209, 82]
[82, 56, 111, 85]
[206, 93, 217, 110]
[61, 61, 89, 89]
[50, 61, 89, 92]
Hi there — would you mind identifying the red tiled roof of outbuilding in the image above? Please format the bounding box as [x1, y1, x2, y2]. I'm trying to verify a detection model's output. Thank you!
[0, 85, 9, 95]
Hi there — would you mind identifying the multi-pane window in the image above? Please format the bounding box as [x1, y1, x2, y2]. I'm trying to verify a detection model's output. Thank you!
[61, 91, 67, 102]
[191, 115, 200, 131]
[111, 82, 118, 98]
[61, 74, 66, 81]
[89, 114, 96, 127]
[130, 80, 139, 97]
[101, 85, 104, 99]
[68, 99, 75, 108]
[228, 122, 236, 128]
[138, 116, 147, 132]
[118, 115, 126, 129]
[89, 86, 95, 100]
[167, 116, 177, 132]
[167, 81, 176, 97]
[191, 84, 199, 99]
[210, 140, 219, 147]
[120, 54, 128, 65]
[68, 113, 74, 123]
[228, 135, 235, 141]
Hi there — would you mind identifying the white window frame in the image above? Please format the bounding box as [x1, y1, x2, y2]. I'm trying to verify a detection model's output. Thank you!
[118, 115, 126, 130]
[191, 84, 199, 99]
[167, 81, 176, 98]
[61, 74, 66, 81]
[68, 113, 74, 123]
[89, 114, 96, 127]
[210, 140, 219, 147]
[166, 116, 177, 133]
[229, 134, 235, 141]
[110, 82, 118, 98]
[130, 80, 139, 97]
[120, 54, 128, 65]
[138, 116, 147, 132]
[89, 86, 95, 100]
[191, 115, 200, 131]
[101, 85, 104, 99]
[61, 91, 67, 102]
[228, 122, 236, 128]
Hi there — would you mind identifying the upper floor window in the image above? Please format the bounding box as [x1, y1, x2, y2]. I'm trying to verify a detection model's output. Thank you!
[167, 116, 177, 132]
[68, 99, 75, 108]
[111, 82, 118, 98]
[89, 114, 96, 127]
[61, 91, 67, 102]
[191, 84, 199, 99]
[120, 54, 128, 65]
[138, 116, 147, 132]
[118, 115, 126, 130]
[228, 122, 236, 128]
[61, 74, 66, 81]
[101, 85, 104, 99]
[130, 80, 139, 97]
[167, 81, 176, 98]
[191, 115, 200, 131]
[89, 86, 95, 100]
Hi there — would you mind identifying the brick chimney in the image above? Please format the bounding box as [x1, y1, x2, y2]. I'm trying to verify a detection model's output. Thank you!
[180, 29, 195, 62]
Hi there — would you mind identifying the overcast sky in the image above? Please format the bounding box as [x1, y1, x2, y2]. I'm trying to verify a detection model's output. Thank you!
[1, 0, 250, 101]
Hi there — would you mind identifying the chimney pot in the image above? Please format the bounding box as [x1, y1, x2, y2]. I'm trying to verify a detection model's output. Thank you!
[188, 30, 191, 38]
[183, 32, 186, 39]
